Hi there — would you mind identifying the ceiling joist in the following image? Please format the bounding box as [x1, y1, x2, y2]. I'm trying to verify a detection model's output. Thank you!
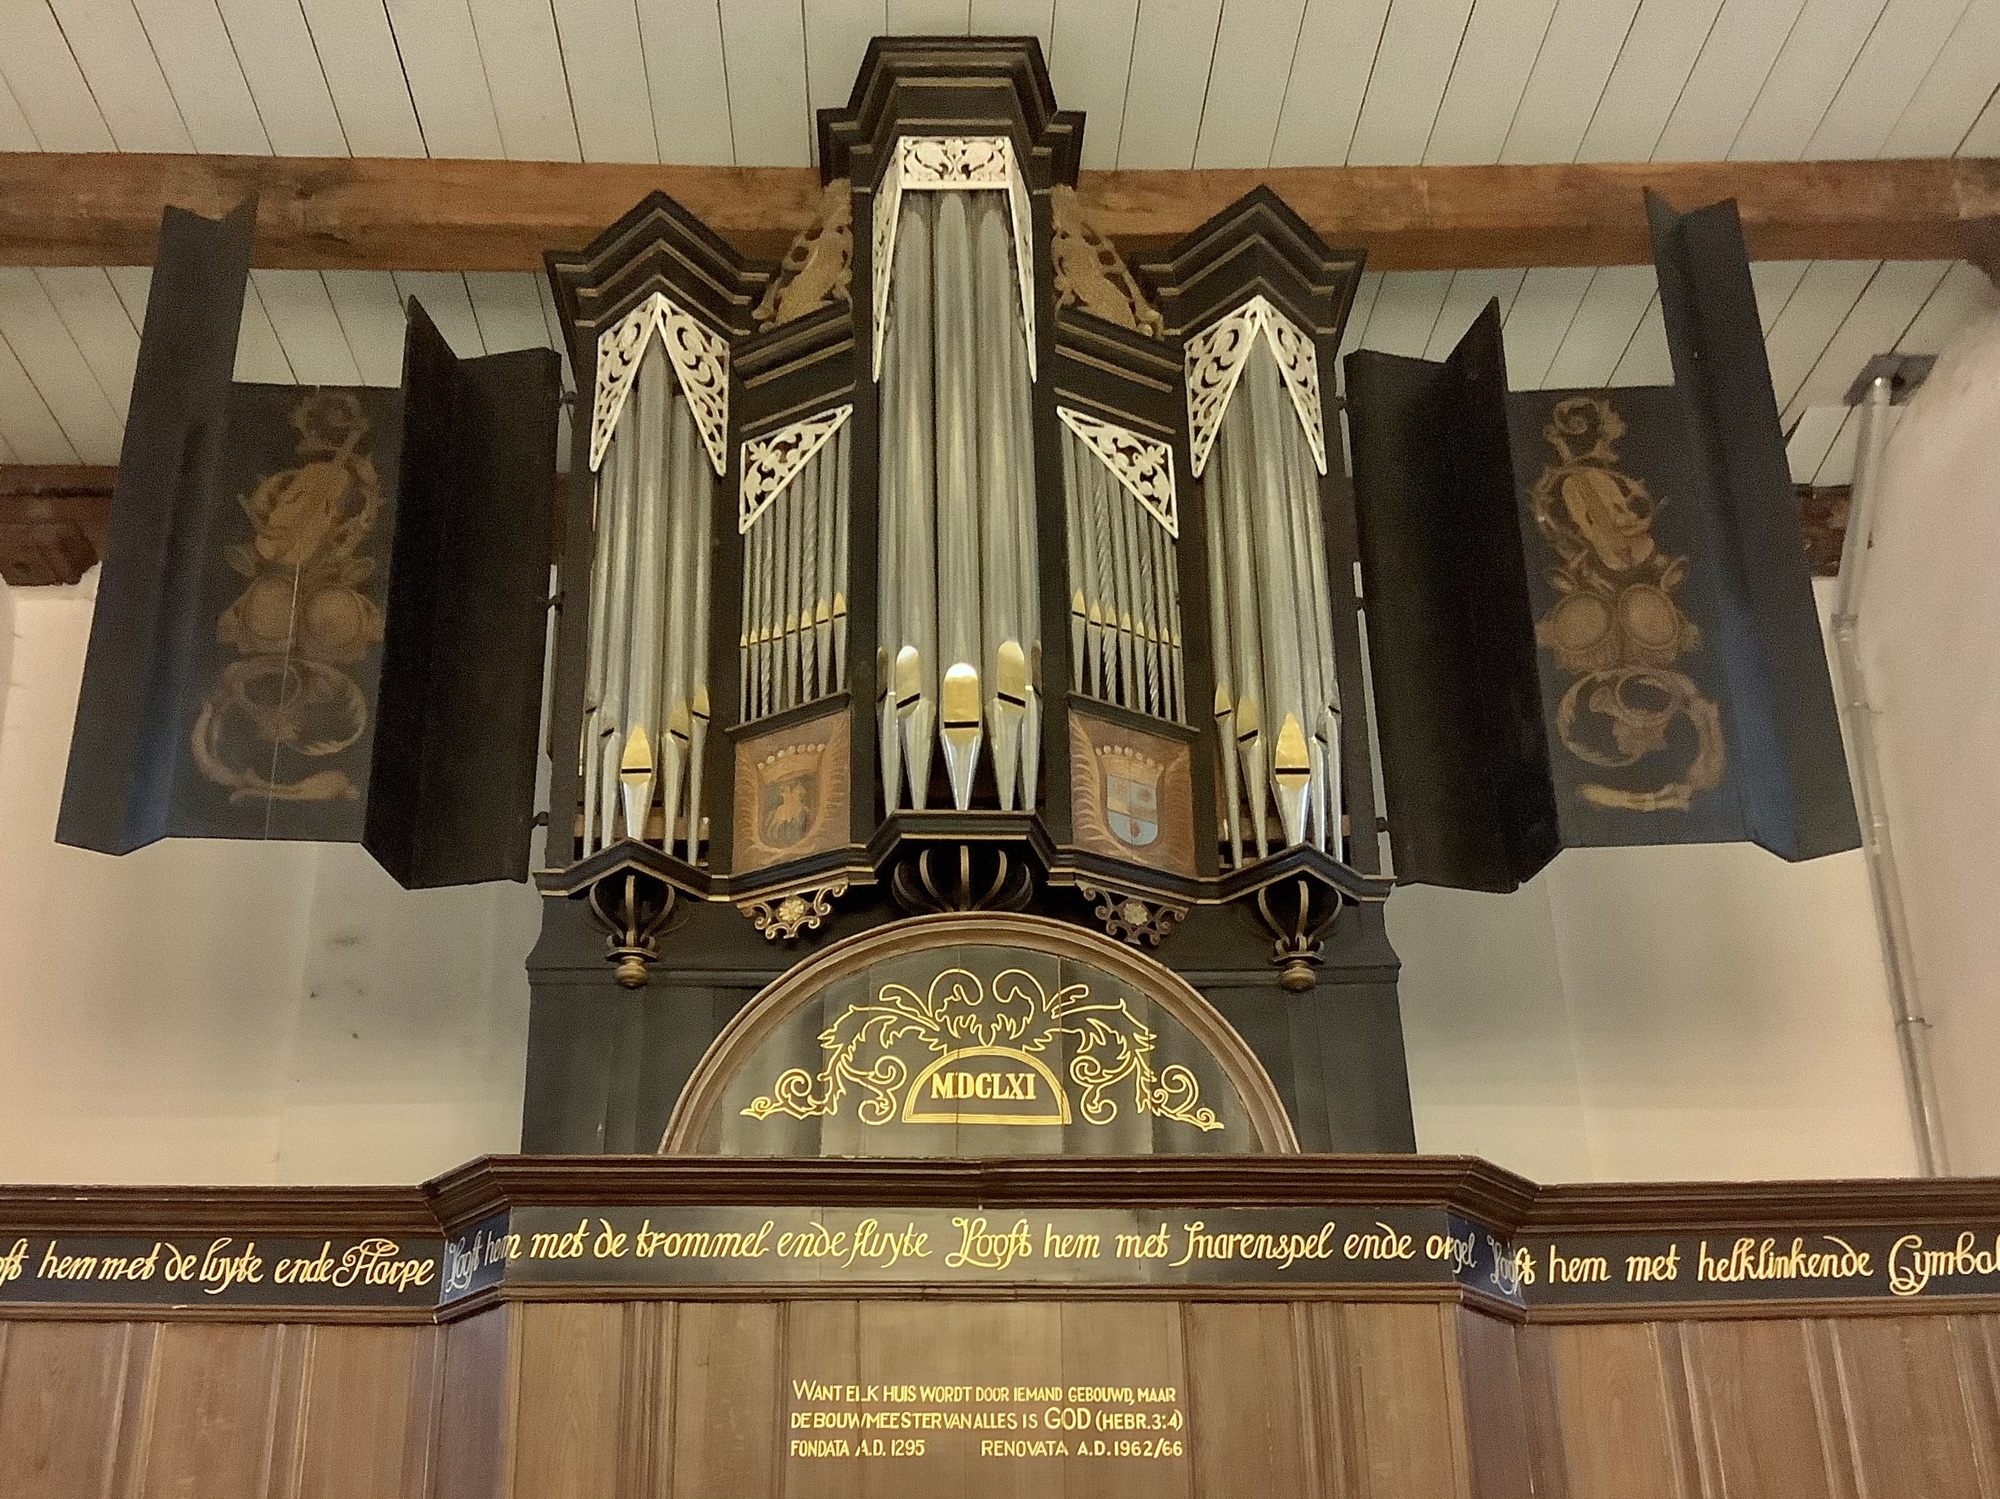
[0, 153, 1993, 273]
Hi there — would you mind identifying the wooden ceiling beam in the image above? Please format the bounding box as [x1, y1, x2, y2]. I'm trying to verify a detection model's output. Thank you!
[0, 153, 1993, 272]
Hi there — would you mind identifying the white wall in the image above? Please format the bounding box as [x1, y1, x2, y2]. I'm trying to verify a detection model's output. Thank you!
[1393, 575, 1923, 1184]
[0, 499, 1973, 1187]
[1860, 300, 2000, 1175]
[0, 571, 536, 1186]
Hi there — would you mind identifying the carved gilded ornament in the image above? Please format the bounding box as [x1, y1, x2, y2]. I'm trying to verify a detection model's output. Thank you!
[754, 178, 853, 330]
[1049, 185, 1164, 338]
[741, 879, 849, 942]
[590, 292, 730, 475]
[742, 965, 1220, 1131]
[1529, 396, 1724, 812]
[871, 135, 1038, 381]
[1057, 407, 1177, 537]
[1184, 295, 1327, 479]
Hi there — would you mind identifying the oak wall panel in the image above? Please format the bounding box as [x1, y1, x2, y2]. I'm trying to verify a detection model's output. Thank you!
[128, 1322, 289, 1498]
[1827, 1315, 1996, 1499]
[510, 1303, 627, 1499]
[1341, 1303, 1472, 1499]
[1455, 1307, 1539, 1499]
[1184, 1302, 1315, 1499]
[1544, 1322, 1696, 1499]
[669, 1301, 779, 1498]
[288, 1325, 443, 1499]
[0, 1320, 147, 1498]
[434, 1307, 515, 1499]
[1679, 1319, 1845, 1499]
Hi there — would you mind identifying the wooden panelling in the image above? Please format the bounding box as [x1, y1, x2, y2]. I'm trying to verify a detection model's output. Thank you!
[669, 1301, 779, 1497]
[1679, 1319, 1845, 1499]
[1060, 1301, 1194, 1499]
[1184, 1302, 1316, 1498]
[510, 1303, 626, 1499]
[1825, 1314, 1996, 1498]
[434, 1307, 515, 1499]
[1455, 1307, 1538, 1499]
[6, 1300, 2000, 1497]
[1543, 1321, 1695, 1499]
[0, 1320, 143, 1496]
[0, 1318, 447, 1499]
[1338, 1302, 1471, 1499]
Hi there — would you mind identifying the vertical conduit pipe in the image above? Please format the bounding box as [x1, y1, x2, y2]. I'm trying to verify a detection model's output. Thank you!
[1830, 373, 1949, 1176]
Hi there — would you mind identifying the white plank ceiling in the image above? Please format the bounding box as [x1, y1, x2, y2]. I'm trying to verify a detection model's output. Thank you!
[1, 0, 1997, 480]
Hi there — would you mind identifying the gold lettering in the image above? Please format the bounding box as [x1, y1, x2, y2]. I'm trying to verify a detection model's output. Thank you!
[1888, 1231, 2000, 1296]
[946, 1216, 1035, 1270]
[0, 1237, 29, 1290]
[1545, 1245, 1610, 1284]
[1624, 1244, 1681, 1284]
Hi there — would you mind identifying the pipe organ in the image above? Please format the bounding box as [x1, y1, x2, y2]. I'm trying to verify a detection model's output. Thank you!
[1058, 408, 1185, 726]
[49, 33, 1858, 1158]
[484, 26, 1852, 1129]
[536, 37, 1388, 988]
[738, 407, 852, 726]
[578, 302, 725, 862]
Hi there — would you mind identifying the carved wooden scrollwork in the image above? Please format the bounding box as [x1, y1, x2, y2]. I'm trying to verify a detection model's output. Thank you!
[740, 879, 849, 942]
[591, 292, 730, 475]
[1078, 882, 1187, 947]
[754, 178, 854, 330]
[1050, 185, 1164, 338]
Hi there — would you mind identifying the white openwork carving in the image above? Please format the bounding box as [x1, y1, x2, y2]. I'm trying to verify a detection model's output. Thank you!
[871, 135, 1037, 383]
[1183, 295, 1327, 480]
[738, 404, 853, 533]
[1058, 407, 1177, 538]
[591, 292, 730, 476]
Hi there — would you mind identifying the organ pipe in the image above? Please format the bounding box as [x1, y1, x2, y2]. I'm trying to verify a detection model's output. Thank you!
[878, 186, 1040, 813]
[1202, 335, 1343, 863]
[738, 419, 852, 726]
[577, 334, 716, 862]
[1059, 418, 1185, 727]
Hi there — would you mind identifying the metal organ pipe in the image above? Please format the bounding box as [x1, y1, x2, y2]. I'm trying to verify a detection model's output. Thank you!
[1201, 335, 1343, 864]
[737, 414, 853, 729]
[877, 185, 1039, 813]
[1058, 416, 1187, 732]
[577, 334, 717, 862]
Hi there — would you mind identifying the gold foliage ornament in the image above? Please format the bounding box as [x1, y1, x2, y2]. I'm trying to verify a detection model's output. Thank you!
[742, 966, 1221, 1132]
[192, 392, 385, 803]
[1529, 396, 1725, 813]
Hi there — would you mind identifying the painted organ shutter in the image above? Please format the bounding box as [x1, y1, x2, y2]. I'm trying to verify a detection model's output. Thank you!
[56, 203, 562, 890]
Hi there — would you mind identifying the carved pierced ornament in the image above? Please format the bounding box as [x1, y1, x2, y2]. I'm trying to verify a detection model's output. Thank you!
[871, 135, 1038, 382]
[1058, 407, 1178, 537]
[590, 292, 730, 476]
[1184, 295, 1327, 480]
[739, 405, 853, 533]
[755, 179, 854, 330]
[1050, 186, 1163, 338]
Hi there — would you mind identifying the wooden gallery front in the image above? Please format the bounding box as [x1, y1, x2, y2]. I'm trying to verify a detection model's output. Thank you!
[6, 36, 1998, 1499]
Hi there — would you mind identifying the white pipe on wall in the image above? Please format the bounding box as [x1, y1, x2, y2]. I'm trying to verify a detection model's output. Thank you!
[1830, 373, 1950, 1176]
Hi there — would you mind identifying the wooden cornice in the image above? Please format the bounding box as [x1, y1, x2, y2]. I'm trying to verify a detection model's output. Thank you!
[8, 1156, 1994, 1241]
[0, 153, 1992, 272]
[0, 1182, 436, 1235]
